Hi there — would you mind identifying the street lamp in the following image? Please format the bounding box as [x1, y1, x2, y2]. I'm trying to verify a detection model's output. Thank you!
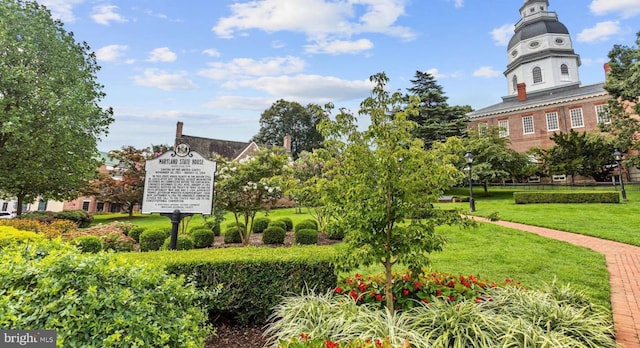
[613, 149, 627, 202]
[464, 151, 476, 212]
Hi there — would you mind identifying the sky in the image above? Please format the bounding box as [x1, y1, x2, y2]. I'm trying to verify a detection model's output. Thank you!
[37, 0, 640, 152]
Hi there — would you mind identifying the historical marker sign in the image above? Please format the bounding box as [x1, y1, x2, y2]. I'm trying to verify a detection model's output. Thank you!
[142, 145, 216, 214]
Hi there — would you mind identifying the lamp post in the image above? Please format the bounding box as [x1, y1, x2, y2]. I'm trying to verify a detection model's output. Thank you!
[464, 151, 476, 212]
[613, 149, 627, 202]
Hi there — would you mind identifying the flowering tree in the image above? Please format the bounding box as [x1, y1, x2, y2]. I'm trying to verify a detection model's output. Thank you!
[319, 73, 469, 313]
[215, 148, 291, 246]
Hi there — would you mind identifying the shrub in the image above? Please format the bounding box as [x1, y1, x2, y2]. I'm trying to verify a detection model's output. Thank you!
[226, 221, 245, 232]
[163, 235, 194, 250]
[190, 228, 215, 248]
[110, 221, 136, 235]
[514, 191, 619, 204]
[223, 227, 242, 244]
[140, 229, 170, 251]
[128, 226, 145, 242]
[325, 222, 345, 240]
[295, 229, 318, 245]
[49, 219, 80, 234]
[0, 240, 211, 347]
[252, 217, 271, 233]
[268, 220, 287, 231]
[18, 211, 54, 223]
[263, 226, 286, 244]
[278, 217, 293, 231]
[0, 226, 44, 247]
[53, 210, 93, 227]
[63, 222, 135, 253]
[212, 222, 221, 236]
[71, 235, 103, 253]
[295, 220, 317, 233]
[102, 233, 135, 252]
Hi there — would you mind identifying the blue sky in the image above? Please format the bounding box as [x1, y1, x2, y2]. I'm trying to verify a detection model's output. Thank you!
[39, 0, 640, 152]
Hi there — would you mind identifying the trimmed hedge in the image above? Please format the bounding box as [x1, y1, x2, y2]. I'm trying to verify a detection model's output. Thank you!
[140, 229, 170, 251]
[128, 226, 145, 242]
[268, 220, 287, 231]
[263, 226, 286, 244]
[277, 217, 293, 231]
[53, 210, 93, 227]
[71, 235, 103, 253]
[295, 229, 318, 245]
[294, 220, 317, 233]
[223, 227, 242, 244]
[514, 191, 620, 204]
[190, 228, 215, 248]
[162, 235, 194, 250]
[119, 246, 339, 325]
[252, 217, 271, 233]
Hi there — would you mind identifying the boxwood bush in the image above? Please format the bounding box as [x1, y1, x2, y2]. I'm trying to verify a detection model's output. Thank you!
[120, 245, 339, 325]
[190, 228, 215, 248]
[139, 229, 170, 251]
[252, 217, 271, 233]
[223, 227, 242, 244]
[0, 240, 210, 347]
[127, 226, 146, 242]
[163, 235, 194, 250]
[53, 210, 93, 227]
[277, 217, 293, 231]
[294, 220, 318, 233]
[268, 220, 287, 231]
[263, 226, 286, 244]
[295, 229, 318, 245]
[71, 235, 103, 253]
[514, 191, 620, 204]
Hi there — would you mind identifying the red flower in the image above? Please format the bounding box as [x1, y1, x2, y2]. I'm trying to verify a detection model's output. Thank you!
[448, 295, 456, 301]
[325, 341, 339, 348]
[334, 287, 343, 294]
[402, 289, 409, 296]
[413, 281, 423, 290]
[402, 274, 410, 281]
[436, 289, 442, 296]
[447, 280, 455, 287]
[375, 294, 383, 301]
[358, 282, 367, 292]
[475, 297, 482, 303]
[349, 290, 358, 300]
[355, 273, 362, 280]
[300, 333, 309, 341]
[422, 298, 429, 303]
[375, 339, 383, 348]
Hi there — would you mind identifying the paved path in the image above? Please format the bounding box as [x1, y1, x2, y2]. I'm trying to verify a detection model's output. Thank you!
[471, 217, 640, 348]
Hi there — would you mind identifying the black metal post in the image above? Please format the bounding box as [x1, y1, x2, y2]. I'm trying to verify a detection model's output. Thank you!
[617, 160, 627, 202]
[160, 209, 193, 250]
[468, 164, 476, 212]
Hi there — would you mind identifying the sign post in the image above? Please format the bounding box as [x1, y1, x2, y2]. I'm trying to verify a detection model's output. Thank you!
[142, 144, 216, 250]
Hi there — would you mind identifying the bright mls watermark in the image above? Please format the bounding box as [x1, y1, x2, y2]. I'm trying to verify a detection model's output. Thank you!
[1, 330, 56, 347]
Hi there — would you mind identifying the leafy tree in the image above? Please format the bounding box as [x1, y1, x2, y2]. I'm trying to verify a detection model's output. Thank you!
[252, 99, 328, 159]
[545, 130, 615, 183]
[0, 0, 113, 214]
[601, 31, 640, 168]
[319, 73, 468, 313]
[289, 148, 332, 227]
[81, 146, 153, 217]
[214, 148, 291, 246]
[405, 71, 471, 148]
[464, 127, 530, 192]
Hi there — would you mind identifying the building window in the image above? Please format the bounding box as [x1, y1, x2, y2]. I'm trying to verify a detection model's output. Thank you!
[546, 112, 560, 131]
[1, 202, 7, 211]
[560, 64, 569, 80]
[596, 104, 610, 124]
[532, 67, 543, 83]
[82, 201, 90, 211]
[570, 108, 584, 128]
[498, 120, 509, 137]
[96, 202, 105, 212]
[478, 123, 488, 135]
[37, 200, 47, 211]
[512, 75, 518, 92]
[522, 116, 535, 135]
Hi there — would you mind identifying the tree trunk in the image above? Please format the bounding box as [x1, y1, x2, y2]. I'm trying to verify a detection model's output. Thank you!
[384, 259, 394, 315]
[128, 204, 134, 217]
[16, 194, 24, 216]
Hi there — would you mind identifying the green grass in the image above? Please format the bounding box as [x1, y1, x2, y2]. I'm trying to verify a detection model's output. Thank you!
[445, 185, 640, 246]
[91, 205, 611, 308]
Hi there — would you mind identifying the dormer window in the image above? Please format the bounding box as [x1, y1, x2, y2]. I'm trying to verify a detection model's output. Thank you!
[533, 67, 543, 83]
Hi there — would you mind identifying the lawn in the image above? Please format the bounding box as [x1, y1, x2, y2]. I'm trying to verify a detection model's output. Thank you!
[93, 207, 611, 308]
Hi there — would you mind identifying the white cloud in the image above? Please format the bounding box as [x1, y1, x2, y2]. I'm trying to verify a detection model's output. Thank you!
[577, 21, 621, 42]
[473, 66, 502, 78]
[305, 39, 374, 54]
[212, 0, 415, 42]
[95, 44, 128, 62]
[38, 0, 84, 22]
[425, 68, 446, 79]
[147, 47, 177, 62]
[590, 0, 640, 18]
[133, 69, 197, 91]
[451, 0, 464, 8]
[491, 24, 515, 46]
[91, 5, 127, 25]
[198, 56, 306, 80]
[223, 74, 373, 102]
[202, 49, 221, 57]
[205, 96, 275, 111]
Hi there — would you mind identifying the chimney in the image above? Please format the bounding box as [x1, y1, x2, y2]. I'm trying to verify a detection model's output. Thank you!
[517, 83, 527, 102]
[604, 63, 611, 76]
[283, 135, 292, 153]
[176, 121, 183, 138]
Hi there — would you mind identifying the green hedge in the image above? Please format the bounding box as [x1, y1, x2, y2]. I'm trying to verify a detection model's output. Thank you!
[513, 191, 620, 204]
[119, 246, 339, 325]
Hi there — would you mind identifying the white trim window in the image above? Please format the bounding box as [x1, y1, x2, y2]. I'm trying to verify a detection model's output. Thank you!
[546, 112, 560, 131]
[596, 104, 610, 124]
[532, 67, 543, 84]
[569, 108, 584, 128]
[498, 119, 509, 137]
[522, 116, 535, 135]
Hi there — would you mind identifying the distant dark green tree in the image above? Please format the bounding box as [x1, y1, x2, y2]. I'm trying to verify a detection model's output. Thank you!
[601, 31, 640, 168]
[0, 0, 113, 215]
[252, 99, 328, 159]
[546, 130, 615, 184]
[405, 71, 471, 148]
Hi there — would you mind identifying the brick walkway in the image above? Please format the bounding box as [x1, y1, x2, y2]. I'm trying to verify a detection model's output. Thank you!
[472, 217, 640, 348]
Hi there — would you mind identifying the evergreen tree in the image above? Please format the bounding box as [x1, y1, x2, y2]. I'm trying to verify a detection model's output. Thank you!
[405, 71, 471, 148]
